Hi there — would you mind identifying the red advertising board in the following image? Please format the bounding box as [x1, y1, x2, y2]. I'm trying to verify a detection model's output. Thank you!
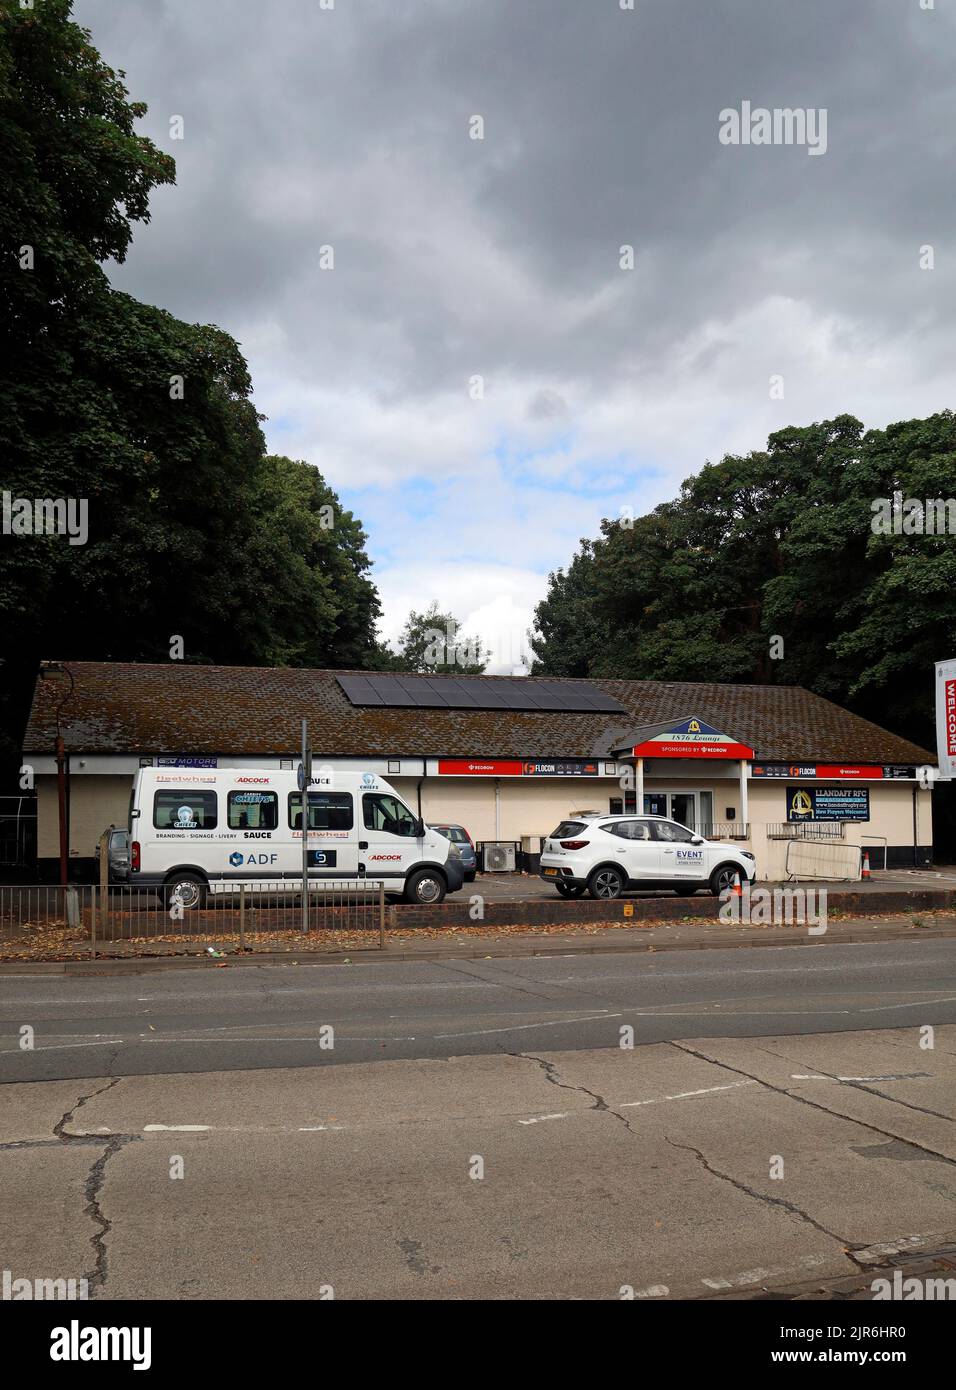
[437, 760, 524, 776]
[814, 765, 883, 779]
[631, 740, 754, 759]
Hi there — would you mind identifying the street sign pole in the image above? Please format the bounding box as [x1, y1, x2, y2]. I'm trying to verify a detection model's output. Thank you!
[300, 719, 312, 934]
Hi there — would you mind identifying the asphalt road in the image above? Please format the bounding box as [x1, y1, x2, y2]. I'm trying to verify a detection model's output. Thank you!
[2, 938, 956, 1081]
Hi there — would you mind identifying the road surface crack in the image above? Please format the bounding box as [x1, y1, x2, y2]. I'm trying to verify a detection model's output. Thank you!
[669, 1040, 956, 1172]
[509, 1052, 637, 1135]
[50, 1072, 139, 1297]
[752, 1042, 956, 1125]
[662, 1134, 863, 1267]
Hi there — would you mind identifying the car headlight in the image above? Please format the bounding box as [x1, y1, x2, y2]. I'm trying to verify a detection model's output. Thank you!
[741, 851, 755, 860]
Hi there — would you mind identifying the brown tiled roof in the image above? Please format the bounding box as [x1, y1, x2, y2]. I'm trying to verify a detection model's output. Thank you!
[23, 663, 934, 764]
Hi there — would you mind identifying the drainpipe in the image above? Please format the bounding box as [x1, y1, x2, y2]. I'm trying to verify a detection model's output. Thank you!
[55, 733, 68, 886]
[417, 758, 426, 819]
[739, 758, 749, 834]
[494, 778, 501, 839]
[913, 784, 918, 868]
[635, 757, 644, 814]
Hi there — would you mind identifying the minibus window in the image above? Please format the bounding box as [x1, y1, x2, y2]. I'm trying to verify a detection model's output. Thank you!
[153, 790, 218, 830]
[363, 794, 418, 837]
[287, 792, 353, 831]
[228, 791, 279, 830]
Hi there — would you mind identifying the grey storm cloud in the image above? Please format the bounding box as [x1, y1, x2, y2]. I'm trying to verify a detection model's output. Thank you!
[76, 0, 956, 404]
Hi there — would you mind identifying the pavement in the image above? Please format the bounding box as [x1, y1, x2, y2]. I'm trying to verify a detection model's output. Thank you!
[3, 1023, 956, 1299]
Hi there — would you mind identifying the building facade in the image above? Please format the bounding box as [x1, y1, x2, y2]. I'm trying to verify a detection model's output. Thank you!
[23, 663, 936, 880]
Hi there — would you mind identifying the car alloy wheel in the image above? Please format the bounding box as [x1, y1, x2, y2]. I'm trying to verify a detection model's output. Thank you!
[589, 868, 624, 899]
[555, 881, 584, 898]
[711, 866, 740, 895]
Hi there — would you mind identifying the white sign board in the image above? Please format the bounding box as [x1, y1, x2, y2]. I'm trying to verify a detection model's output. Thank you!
[935, 659, 956, 779]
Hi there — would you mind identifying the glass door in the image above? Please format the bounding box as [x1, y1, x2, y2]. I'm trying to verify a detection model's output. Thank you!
[643, 790, 697, 830]
[669, 793, 696, 831]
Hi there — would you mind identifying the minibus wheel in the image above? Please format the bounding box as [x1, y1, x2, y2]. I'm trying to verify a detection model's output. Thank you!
[165, 872, 207, 911]
[404, 869, 446, 905]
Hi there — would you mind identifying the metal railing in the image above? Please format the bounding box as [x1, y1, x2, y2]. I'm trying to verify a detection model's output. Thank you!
[700, 822, 750, 840]
[766, 822, 847, 840]
[0, 881, 387, 956]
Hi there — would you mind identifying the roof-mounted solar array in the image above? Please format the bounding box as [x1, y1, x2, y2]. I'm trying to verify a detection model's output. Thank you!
[335, 674, 626, 714]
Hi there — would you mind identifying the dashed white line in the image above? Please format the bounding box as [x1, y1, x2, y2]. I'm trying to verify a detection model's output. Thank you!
[622, 1081, 757, 1108]
[518, 1112, 569, 1125]
[435, 1013, 620, 1039]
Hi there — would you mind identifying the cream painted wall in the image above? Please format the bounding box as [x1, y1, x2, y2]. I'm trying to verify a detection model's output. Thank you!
[37, 775, 132, 860]
[37, 767, 933, 878]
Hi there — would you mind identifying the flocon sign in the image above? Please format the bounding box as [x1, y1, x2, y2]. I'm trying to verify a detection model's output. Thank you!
[936, 659, 956, 779]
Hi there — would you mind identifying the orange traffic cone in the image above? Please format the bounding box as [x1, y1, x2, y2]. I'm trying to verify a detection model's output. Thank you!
[732, 872, 743, 897]
[862, 851, 871, 879]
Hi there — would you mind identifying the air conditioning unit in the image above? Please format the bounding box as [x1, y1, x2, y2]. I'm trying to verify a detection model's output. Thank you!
[483, 842, 516, 872]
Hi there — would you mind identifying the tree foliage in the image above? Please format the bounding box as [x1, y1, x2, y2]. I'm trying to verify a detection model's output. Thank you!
[387, 603, 488, 674]
[531, 412, 956, 749]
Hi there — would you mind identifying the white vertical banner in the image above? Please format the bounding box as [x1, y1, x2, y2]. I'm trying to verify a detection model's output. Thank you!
[935, 660, 956, 778]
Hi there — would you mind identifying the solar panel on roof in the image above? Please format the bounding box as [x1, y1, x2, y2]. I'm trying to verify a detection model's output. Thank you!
[334, 674, 626, 714]
[336, 674, 385, 705]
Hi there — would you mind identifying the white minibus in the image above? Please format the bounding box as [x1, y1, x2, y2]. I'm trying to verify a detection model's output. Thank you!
[128, 767, 465, 907]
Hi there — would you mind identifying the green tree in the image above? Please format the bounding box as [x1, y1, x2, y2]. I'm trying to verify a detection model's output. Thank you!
[390, 603, 488, 674]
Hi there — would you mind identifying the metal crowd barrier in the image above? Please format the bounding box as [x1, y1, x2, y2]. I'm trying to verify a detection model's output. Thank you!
[0, 881, 387, 955]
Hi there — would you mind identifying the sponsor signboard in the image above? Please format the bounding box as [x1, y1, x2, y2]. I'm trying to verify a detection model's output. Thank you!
[754, 763, 885, 779]
[786, 786, 870, 822]
[437, 759, 599, 777]
[631, 718, 754, 760]
[936, 660, 956, 779]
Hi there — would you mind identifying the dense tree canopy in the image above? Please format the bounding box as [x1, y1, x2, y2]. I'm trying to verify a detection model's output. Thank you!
[0, 0, 384, 771]
[531, 412, 956, 750]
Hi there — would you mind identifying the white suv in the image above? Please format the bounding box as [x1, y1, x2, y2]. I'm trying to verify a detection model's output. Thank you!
[539, 814, 756, 899]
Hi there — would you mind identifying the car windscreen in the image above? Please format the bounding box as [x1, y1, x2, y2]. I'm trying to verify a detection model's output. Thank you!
[550, 821, 586, 838]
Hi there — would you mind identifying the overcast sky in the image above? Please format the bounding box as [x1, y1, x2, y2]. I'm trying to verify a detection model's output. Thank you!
[75, 0, 956, 671]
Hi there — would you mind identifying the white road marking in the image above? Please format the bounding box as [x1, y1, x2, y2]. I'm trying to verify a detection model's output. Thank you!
[622, 1081, 757, 1108]
[518, 1112, 569, 1125]
[853, 1235, 930, 1262]
[790, 1074, 928, 1082]
[0, 1040, 124, 1054]
[144, 1124, 211, 1132]
[140, 1123, 346, 1134]
[435, 1013, 621, 1039]
[702, 1254, 828, 1290]
[858, 997, 956, 1012]
[632, 1284, 670, 1298]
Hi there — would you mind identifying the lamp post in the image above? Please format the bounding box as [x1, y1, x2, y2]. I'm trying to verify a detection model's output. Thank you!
[40, 663, 74, 886]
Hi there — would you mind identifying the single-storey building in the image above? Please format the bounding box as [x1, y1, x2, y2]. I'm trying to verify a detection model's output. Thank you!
[23, 662, 936, 880]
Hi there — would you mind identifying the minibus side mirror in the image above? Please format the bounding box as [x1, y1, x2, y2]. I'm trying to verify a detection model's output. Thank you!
[414, 817, 425, 838]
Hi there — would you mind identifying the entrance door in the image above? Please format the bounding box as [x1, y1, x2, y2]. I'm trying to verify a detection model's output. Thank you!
[643, 791, 697, 829]
[669, 793, 696, 831]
